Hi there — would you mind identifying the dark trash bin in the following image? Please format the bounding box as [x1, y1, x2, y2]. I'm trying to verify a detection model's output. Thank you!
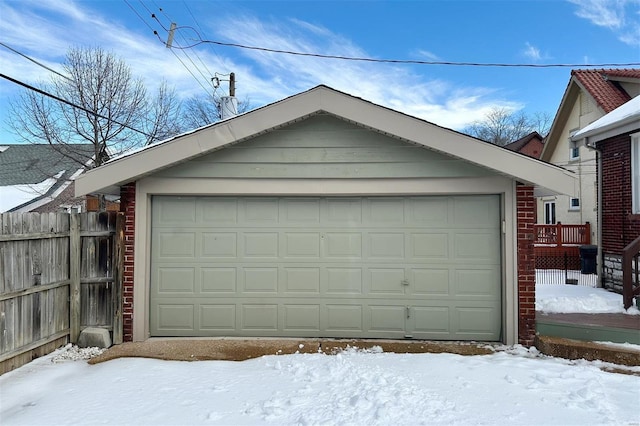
[579, 245, 597, 274]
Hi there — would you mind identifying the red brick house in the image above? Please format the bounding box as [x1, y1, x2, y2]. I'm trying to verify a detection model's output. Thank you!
[504, 132, 544, 159]
[75, 86, 577, 346]
[572, 96, 640, 295]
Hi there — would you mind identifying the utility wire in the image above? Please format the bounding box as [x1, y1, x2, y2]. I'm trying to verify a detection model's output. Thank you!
[149, 1, 214, 92]
[170, 37, 640, 68]
[0, 73, 157, 140]
[0, 41, 71, 81]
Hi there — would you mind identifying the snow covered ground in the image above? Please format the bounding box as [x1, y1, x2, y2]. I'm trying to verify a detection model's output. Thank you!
[536, 282, 640, 315]
[1, 344, 639, 426]
[1, 284, 639, 425]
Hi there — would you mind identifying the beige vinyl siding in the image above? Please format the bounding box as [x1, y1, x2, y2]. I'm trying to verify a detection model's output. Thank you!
[156, 115, 494, 180]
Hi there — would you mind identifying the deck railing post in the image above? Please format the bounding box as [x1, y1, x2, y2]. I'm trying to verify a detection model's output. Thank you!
[556, 222, 563, 247]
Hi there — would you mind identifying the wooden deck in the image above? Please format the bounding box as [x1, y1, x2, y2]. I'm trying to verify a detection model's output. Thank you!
[536, 312, 640, 344]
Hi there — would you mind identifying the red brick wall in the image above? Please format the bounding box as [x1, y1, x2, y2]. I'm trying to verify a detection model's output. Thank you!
[517, 185, 536, 346]
[598, 132, 640, 255]
[519, 139, 544, 159]
[120, 182, 136, 342]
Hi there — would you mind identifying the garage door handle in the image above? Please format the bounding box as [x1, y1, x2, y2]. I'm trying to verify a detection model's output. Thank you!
[406, 306, 410, 318]
[401, 279, 409, 286]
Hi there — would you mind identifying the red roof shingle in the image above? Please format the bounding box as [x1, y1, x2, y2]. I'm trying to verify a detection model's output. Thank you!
[571, 69, 640, 113]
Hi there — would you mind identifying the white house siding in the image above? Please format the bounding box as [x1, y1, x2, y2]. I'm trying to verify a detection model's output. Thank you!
[537, 93, 599, 244]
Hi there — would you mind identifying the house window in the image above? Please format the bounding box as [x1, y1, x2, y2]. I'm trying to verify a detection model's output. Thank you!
[544, 201, 556, 224]
[569, 130, 580, 160]
[569, 197, 580, 211]
[569, 143, 580, 160]
[633, 133, 640, 213]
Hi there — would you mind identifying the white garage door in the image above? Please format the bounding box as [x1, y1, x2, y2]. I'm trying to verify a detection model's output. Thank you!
[150, 196, 502, 340]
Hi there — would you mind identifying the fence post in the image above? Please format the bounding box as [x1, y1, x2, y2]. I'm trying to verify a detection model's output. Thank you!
[112, 213, 124, 344]
[69, 213, 81, 343]
[556, 222, 563, 247]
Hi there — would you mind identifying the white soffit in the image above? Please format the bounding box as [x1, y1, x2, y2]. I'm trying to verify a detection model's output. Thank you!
[75, 86, 577, 197]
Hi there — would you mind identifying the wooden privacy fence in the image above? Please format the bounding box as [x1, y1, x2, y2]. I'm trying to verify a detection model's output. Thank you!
[0, 212, 123, 374]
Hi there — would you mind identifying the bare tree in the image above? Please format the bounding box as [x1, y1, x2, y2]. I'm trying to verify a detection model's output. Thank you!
[181, 94, 251, 130]
[464, 107, 552, 146]
[8, 46, 182, 168]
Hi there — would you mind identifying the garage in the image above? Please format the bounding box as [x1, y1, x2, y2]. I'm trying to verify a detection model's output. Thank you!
[150, 195, 501, 340]
[75, 85, 578, 345]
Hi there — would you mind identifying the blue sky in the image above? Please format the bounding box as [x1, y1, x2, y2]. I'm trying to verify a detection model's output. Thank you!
[0, 0, 639, 143]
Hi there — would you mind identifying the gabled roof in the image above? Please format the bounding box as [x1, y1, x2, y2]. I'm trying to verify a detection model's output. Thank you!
[504, 131, 543, 153]
[571, 96, 640, 144]
[572, 69, 639, 113]
[75, 85, 577, 198]
[541, 68, 640, 161]
[0, 144, 94, 212]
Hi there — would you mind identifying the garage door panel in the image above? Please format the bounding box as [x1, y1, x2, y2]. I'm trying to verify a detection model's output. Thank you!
[202, 198, 238, 224]
[281, 198, 321, 224]
[241, 304, 278, 330]
[157, 232, 196, 258]
[200, 305, 236, 330]
[369, 305, 406, 332]
[157, 267, 195, 293]
[410, 269, 450, 296]
[365, 198, 405, 225]
[151, 195, 502, 340]
[455, 269, 501, 297]
[326, 268, 363, 294]
[284, 233, 321, 258]
[201, 268, 237, 293]
[369, 268, 405, 294]
[411, 306, 450, 334]
[410, 233, 449, 259]
[454, 232, 500, 262]
[283, 304, 320, 331]
[242, 199, 279, 224]
[156, 197, 196, 224]
[326, 198, 362, 225]
[202, 232, 237, 257]
[243, 268, 278, 293]
[324, 233, 362, 258]
[284, 267, 320, 293]
[454, 305, 500, 339]
[155, 305, 194, 331]
[453, 196, 499, 227]
[325, 305, 363, 331]
[244, 233, 279, 257]
[368, 232, 405, 259]
[407, 197, 449, 226]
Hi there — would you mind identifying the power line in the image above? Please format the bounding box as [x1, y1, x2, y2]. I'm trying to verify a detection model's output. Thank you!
[0, 41, 71, 81]
[170, 37, 640, 68]
[148, 1, 215, 93]
[1, 73, 157, 140]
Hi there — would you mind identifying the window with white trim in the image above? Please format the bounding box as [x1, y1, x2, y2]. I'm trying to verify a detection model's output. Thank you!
[569, 130, 580, 160]
[632, 132, 640, 213]
[569, 197, 580, 211]
[544, 201, 556, 224]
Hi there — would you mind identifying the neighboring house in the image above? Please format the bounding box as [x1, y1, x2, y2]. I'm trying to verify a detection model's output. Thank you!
[539, 68, 640, 241]
[75, 85, 577, 346]
[571, 96, 640, 293]
[504, 131, 544, 159]
[0, 144, 94, 213]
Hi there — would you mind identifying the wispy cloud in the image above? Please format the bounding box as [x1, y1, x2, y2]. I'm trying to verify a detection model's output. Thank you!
[523, 42, 542, 61]
[568, 0, 640, 45]
[211, 15, 516, 129]
[0, 0, 520, 131]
